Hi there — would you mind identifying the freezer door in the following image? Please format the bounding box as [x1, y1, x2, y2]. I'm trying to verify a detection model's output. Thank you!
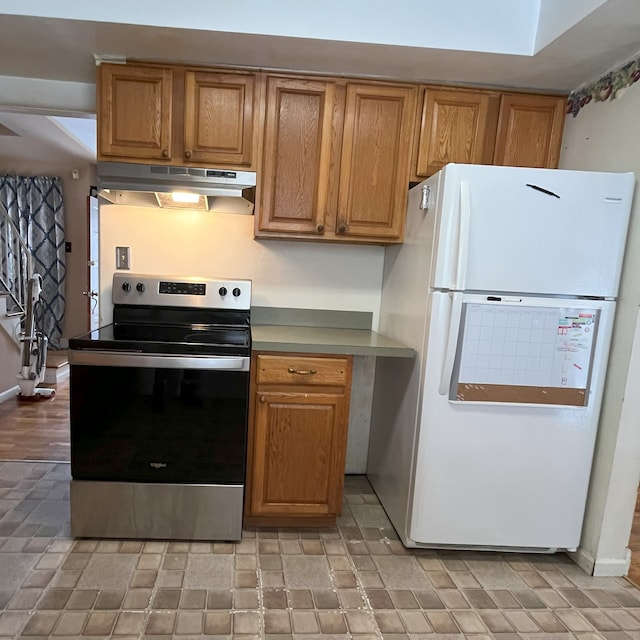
[431, 164, 635, 297]
[408, 292, 615, 549]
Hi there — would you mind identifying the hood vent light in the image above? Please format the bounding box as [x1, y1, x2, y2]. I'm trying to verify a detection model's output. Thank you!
[155, 192, 209, 211]
[97, 162, 257, 214]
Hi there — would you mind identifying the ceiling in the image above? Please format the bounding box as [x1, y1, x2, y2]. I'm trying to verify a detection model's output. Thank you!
[0, 111, 96, 168]
[0, 0, 639, 167]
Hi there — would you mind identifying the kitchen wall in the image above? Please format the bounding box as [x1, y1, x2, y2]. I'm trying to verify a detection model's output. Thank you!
[560, 84, 640, 575]
[98, 204, 385, 327]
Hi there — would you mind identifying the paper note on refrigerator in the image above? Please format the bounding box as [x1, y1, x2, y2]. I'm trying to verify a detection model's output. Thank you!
[457, 304, 598, 391]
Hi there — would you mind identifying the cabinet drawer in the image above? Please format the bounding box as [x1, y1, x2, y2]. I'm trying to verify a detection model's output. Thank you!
[256, 355, 349, 387]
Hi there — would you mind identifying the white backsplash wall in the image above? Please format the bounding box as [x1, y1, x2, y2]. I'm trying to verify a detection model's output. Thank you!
[99, 204, 385, 327]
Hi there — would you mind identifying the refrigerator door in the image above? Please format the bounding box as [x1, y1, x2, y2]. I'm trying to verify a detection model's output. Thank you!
[408, 292, 615, 550]
[431, 164, 635, 297]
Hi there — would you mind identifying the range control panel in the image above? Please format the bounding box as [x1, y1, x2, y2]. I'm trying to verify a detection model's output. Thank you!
[112, 273, 252, 310]
[159, 281, 206, 296]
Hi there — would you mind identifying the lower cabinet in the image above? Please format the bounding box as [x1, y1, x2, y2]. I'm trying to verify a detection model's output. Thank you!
[245, 353, 353, 526]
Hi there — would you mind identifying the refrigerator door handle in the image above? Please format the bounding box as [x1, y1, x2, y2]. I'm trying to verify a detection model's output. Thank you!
[455, 180, 472, 291]
[439, 291, 464, 396]
[420, 185, 431, 210]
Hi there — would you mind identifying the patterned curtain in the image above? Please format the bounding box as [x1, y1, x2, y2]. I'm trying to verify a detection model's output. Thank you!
[0, 176, 66, 348]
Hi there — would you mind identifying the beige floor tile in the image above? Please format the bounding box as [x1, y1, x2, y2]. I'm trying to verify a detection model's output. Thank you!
[425, 610, 461, 633]
[292, 610, 320, 633]
[504, 610, 541, 633]
[83, 610, 118, 635]
[399, 609, 432, 633]
[113, 611, 145, 636]
[345, 610, 377, 633]
[452, 609, 489, 633]
[52, 611, 87, 636]
[231, 610, 259, 634]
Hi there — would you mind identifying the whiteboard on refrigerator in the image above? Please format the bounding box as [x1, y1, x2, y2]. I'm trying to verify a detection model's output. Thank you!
[451, 304, 599, 406]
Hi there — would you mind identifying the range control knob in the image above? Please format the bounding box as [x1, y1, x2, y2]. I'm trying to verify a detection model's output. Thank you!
[218, 286, 228, 297]
[122, 282, 131, 292]
[232, 287, 241, 298]
[136, 282, 145, 293]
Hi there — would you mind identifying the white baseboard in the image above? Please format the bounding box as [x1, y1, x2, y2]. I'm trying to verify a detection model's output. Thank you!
[0, 385, 18, 404]
[571, 546, 631, 576]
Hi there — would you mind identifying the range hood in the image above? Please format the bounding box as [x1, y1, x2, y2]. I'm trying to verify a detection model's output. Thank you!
[97, 161, 257, 214]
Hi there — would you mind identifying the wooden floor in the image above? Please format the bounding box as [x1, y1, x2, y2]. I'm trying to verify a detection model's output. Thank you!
[0, 378, 70, 461]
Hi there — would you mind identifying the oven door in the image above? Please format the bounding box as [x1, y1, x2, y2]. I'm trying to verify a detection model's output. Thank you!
[69, 351, 250, 485]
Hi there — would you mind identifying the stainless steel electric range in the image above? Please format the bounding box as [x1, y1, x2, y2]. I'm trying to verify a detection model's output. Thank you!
[68, 273, 251, 541]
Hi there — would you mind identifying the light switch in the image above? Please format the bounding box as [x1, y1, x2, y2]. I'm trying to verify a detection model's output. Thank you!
[116, 246, 130, 270]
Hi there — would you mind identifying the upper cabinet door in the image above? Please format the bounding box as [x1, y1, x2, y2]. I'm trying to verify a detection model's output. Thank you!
[257, 76, 337, 236]
[99, 64, 173, 161]
[338, 83, 417, 241]
[415, 87, 499, 178]
[493, 93, 566, 168]
[183, 70, 256, 167]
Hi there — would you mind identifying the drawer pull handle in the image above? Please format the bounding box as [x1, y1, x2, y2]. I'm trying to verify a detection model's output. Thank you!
[260, 395, 267, 403]
[288, 367, 317, 376]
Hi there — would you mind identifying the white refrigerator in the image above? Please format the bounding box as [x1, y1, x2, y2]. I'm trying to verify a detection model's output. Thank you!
[367, 163, 636, 552]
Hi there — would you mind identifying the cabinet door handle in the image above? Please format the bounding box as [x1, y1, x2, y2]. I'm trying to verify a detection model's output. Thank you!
[337, 223, 346, 234]
[184, 149, 192, 159]
[288, 367, 317, 376]
[317, 224, 324, 233]
[162, 149, 169, 158]
[260, 395, 267, 403]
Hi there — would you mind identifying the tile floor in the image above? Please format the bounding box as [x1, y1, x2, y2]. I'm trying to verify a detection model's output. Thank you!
[1, 461, 640, 639]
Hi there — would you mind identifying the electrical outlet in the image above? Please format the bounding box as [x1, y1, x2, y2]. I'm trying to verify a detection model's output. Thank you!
[116, 246, 130, 270]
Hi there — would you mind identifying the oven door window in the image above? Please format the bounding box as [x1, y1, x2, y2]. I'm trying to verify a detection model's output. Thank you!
[70, 365, 249, 484]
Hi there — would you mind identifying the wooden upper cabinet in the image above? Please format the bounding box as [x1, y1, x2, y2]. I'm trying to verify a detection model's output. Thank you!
[258, 76, 337, 236]
[338, 83, 417, 241]
[183, 70, 255, 166]
[256, 76, 417, 244]
[414, 87, 499, 179]
[98, 62, 258, 169]
[493, 93, 566, 168]
[98, 64, 173, 161]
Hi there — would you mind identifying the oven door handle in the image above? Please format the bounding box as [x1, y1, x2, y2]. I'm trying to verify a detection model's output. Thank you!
[69, 350, 250, 371]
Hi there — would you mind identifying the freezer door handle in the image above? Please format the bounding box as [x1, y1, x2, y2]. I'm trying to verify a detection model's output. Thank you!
[420, 185, 431, 210]
[454, 180, 471, 290]
[439, 291, 463, 396]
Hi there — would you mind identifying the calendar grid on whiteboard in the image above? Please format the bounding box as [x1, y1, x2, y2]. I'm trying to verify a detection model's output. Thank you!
[457, 304, 598, 390]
